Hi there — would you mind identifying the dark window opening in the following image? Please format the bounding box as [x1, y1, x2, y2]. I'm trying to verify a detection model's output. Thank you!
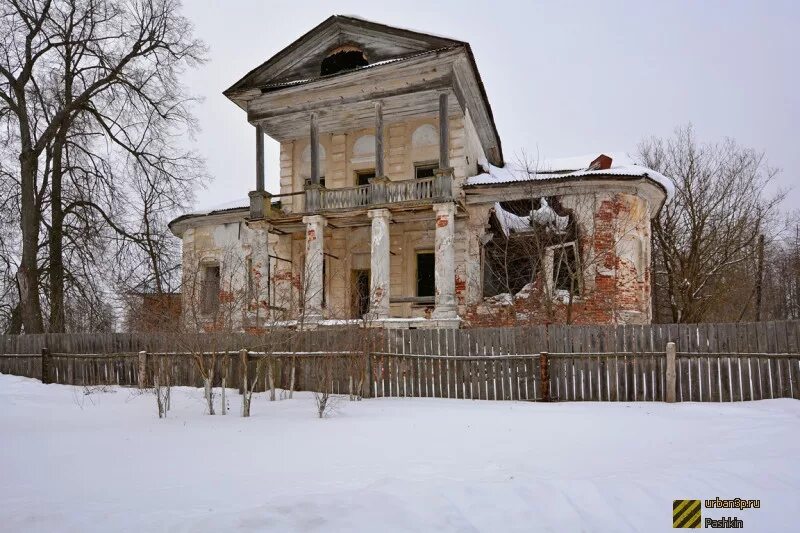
[553, 244, 579, 294]
[245, 257, 253, 301]
[304, 176, 326, 188]
[483, 243, 539, 297]
[352, 269, 370, 317]
[356, 169, 375, 186]
[201, 265, 220, 314]
[416, 252, 435, 298]
[415, 163, 438, 180]
[320, 49, 368, 76]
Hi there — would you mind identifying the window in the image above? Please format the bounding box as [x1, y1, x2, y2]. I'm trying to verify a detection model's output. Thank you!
[352, 269, 370, 317]
[304, 176, 326, 188]
[245, 257, 253, 302]
[552, 243, 579, 294]
[416, 252, 435, 297]
[356, 169, 375, 186]
[201, 265, 220, 314]
[414, 163, 438, 180]
[320, 46, 368, 76]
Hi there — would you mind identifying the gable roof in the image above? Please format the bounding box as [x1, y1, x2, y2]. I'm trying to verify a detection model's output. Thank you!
[223, 15, 503, 164]
[225, 15, 465, 95]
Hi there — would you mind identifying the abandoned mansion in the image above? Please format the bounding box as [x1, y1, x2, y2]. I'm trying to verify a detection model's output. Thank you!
[168, 16, 671, 330]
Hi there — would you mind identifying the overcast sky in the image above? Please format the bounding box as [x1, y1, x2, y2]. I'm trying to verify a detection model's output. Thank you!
[181, 0, 798, 210]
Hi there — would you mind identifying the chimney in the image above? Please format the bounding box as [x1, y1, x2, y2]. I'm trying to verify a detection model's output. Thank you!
[589, 154, 612, 171]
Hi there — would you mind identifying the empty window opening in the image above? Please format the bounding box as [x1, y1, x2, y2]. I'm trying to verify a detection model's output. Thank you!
[356, 169, 375, 186]
[201, 265, 220, 314]
[352, 269, 370, 317]
[304, 176, 326, 188]
[553, 243, 579, 294]
[245, 257, 253, 301]
[415, 163, 438, 180]
[320, 45, 368, 76]
[416, 252, 435, 298]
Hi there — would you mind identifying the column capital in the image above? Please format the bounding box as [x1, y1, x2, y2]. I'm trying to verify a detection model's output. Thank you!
[302, 214, 327, 226]
[433, 202, 456, 216]
[434, 167, 454, 178]
[245, 218, 272, 232]
[368, 208, 392, 220]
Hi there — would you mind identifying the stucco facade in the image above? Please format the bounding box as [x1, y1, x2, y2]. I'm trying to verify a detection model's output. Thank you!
[168, 16, 669, 330]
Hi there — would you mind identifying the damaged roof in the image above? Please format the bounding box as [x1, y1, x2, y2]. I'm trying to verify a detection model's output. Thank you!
[467, 153, 674, 200]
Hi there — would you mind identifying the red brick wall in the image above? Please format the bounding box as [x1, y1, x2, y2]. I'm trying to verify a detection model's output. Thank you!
[464, 193, 651, 327]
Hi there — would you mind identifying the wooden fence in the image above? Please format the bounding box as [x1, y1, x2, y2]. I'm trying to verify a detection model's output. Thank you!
[2, 320, 800, 402]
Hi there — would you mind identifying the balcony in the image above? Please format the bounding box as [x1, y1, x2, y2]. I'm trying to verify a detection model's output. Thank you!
[303, 174, 453, 214]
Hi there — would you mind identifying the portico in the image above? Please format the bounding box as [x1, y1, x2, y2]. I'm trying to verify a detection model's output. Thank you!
[195, 15, 506, 329]
[245, 75, 463, 326]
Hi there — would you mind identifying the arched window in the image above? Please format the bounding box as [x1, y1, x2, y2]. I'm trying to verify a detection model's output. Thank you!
[320, 45, 368, 76]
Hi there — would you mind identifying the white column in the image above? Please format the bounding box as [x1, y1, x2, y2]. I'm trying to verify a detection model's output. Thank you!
[432, 202, 457, 319]
[368, 208, 391, 319]
[302, 214, 326, 321]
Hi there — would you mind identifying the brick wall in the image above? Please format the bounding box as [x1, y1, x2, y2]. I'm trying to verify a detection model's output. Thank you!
[464, 193, 652, 327]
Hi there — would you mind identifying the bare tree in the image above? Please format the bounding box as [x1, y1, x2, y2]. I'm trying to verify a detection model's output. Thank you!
[0, 0, 206, 332]
[638, 124, 784, 323]
[759, 213, 800, 321]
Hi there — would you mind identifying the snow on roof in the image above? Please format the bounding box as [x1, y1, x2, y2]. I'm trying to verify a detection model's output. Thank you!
[537, 152, 635, 172]
[494, 202, 531, 237]
[189, 198, 249, 217]
[467, 153, 675, 200]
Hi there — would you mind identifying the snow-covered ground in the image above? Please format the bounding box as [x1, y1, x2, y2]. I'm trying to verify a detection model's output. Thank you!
[1, 373, 797, 532]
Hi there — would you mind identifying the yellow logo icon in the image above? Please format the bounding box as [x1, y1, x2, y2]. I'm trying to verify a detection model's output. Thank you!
[673, 500, 701, 528]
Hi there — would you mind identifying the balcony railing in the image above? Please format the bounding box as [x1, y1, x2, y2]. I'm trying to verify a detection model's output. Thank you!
[305, 175, 452, 212]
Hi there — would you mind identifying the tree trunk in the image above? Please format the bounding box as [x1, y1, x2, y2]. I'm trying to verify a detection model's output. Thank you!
[49, 130, 67, 332]
[18, 150, 44, 333]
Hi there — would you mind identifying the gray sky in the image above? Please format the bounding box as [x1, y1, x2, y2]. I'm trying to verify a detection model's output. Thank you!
[181, 0, 799, 210]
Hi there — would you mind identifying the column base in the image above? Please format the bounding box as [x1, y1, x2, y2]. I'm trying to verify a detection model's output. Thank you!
[431, 305, 458, 320]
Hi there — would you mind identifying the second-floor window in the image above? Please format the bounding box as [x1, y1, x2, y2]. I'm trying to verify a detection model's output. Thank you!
[304, 176, 326, 188]
[415, 163, 437, 179]
[356, 169, 375, 186]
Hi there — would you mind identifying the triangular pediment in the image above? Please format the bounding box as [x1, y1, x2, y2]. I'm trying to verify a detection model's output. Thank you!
[225, 15, 463, 94]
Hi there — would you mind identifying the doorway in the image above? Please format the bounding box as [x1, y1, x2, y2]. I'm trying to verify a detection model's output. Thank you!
[352, 269, 370, 318]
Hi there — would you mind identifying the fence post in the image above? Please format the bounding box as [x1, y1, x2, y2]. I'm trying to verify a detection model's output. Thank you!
[665, 342, 676, 403]
[539, 352, 549, 402]
[138, 350, 147, 389]
[41, 348, 51, 384]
